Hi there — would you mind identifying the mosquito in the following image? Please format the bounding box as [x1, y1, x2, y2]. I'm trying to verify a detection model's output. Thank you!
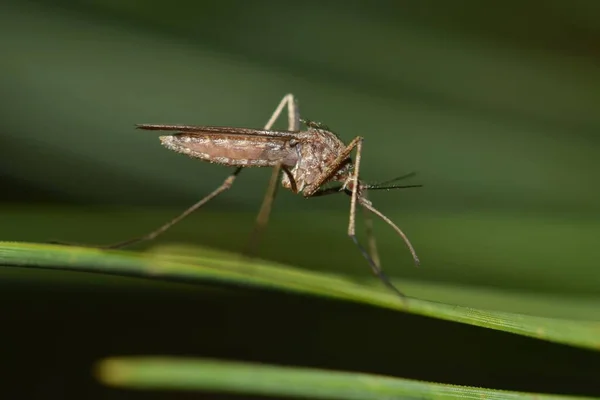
[54, 94, 422, 297]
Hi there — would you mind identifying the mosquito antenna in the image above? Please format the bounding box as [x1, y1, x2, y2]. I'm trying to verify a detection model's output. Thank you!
[358, 198, 420, 267]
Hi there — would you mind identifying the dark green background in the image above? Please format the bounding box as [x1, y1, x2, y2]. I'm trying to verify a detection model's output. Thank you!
[1, 1, 599, 398]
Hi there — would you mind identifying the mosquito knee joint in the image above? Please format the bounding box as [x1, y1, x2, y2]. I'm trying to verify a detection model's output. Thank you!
[224, 175, 237, 187]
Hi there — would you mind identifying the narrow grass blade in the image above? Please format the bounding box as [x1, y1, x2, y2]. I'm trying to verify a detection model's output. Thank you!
[1, 241, 599, 351]
[95, 356, 598, 400]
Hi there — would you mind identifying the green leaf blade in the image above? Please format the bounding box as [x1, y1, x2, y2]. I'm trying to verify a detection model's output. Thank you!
[1, 241, 599, 351]
[95, 357, 598, 400]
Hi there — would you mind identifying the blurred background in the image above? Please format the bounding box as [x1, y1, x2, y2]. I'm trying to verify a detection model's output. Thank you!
[1, 1, 600, 398]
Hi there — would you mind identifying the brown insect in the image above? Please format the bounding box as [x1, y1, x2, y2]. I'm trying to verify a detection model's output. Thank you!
[55, 94, 422, 297]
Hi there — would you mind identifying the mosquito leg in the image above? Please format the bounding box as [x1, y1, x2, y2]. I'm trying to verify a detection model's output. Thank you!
[362, 197, 381, 269]
[243, 94, 300, 257]
[311, 186, 382, 269]
[265, 93, 300, 131]
[358, 197, 420, 267]
[345, 139, 406, 298]
[49, 167, 244, 249]
[300, 135, 402, 296]
[244, 162, 282, 257]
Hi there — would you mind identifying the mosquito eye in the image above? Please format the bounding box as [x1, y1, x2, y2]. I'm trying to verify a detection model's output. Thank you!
[344, 178, 356, 191]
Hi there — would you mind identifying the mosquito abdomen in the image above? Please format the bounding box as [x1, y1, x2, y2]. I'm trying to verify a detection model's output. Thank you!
[159, 133, 298, 167]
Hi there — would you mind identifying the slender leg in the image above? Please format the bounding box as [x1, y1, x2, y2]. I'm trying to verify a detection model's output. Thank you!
[344, 139, 406, 298]
[50, 167, 244, 249]
[244, 162, 282, 256]
[361, 196, 381, 269]
[244, 94, 300, 256]
[358, 198, 420, 267]
[301, 136, 404, 297]
[264, 93, 300, 132]
[309, 184, 382, 268]
[310, 184, 381, 268]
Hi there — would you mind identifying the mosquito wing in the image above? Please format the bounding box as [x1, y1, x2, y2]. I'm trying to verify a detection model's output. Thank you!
[136, 124, 301, 139]
[139, 125, 300, 168]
